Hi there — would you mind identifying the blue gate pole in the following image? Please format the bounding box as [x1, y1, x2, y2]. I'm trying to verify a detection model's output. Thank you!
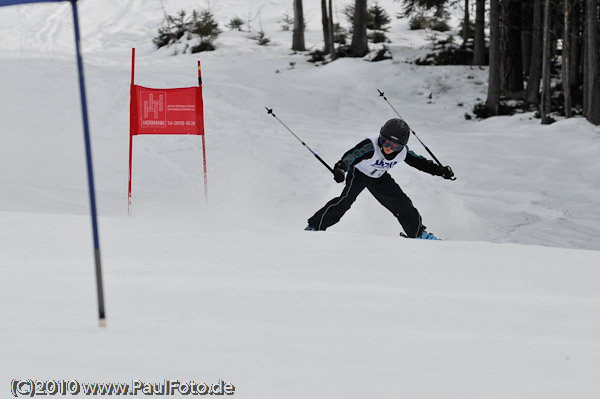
[70, 0, 106, 326]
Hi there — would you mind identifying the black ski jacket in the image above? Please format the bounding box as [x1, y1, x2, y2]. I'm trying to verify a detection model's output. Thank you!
[338, 137, 445, 177]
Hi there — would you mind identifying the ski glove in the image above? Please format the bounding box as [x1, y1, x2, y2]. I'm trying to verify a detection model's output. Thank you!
[441, 165, 455, 180]
[333, 161, 346, 183]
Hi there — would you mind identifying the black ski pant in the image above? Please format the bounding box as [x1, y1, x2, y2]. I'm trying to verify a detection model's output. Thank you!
[307, 168, 424, 237]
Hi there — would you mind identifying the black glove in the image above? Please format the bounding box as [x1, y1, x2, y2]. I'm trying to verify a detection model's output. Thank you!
[441, 165, 455, 180]
[333, 161, 346, 183]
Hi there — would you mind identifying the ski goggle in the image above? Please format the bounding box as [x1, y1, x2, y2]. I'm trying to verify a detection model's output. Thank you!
[380, 137, 404, 151]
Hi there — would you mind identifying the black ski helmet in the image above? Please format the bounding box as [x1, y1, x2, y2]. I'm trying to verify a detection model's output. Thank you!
[379, 118, 410, 146]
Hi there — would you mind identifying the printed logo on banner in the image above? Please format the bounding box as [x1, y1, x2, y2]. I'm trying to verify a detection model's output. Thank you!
[140, 91, 167, 127]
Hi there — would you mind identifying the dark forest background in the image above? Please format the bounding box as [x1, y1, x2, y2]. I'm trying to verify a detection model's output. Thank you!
[306, 0, 600, 125]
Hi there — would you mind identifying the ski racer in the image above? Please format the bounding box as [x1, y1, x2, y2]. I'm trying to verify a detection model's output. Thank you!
[305, 118, 455, 239]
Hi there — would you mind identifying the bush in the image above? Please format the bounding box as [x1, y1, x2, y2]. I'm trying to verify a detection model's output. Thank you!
[191, 41, 216, 53]
[280, 12, 293, 31]
[152, 10, 188, 49]
[308, 50, 326, 63]
[414, 39, 472, 65]
[334, 23, 348, 45]
[190, 10, 222, 43]
[227, 17, 245, 31]
[366, 47, 393, 62]
[153, 8, 221, 53]
[409, 13, 450, 32]
[430, 19, 451, 32]
[253, 31, 271, 46]
[369, 31, 388, 43]
[472, 100, 535, 119]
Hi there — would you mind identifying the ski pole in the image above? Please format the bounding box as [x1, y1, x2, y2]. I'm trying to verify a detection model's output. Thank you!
[377, 89, 455, 179]
[265, 107, 334, 174]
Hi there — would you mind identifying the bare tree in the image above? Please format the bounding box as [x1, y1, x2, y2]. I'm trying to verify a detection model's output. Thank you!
[568, 0, 583, 106]
[320, 0, 336, 59]
[462, 0, 470, 47]
[473, 0, 485, 65]
[328, 0, 335, 60]
[525, 0, 543, 104]
[321, 0, 330, 53]
[350, 0, 369, 57]
[540, 0, 552, 124]
[486, 0, 501, 114]
[521, 1, 533, 74]
[563, 0, 573, 117]
[502, 0, 524, 97]
[584, 0, 600, 124]
[292, 0, 306, 51]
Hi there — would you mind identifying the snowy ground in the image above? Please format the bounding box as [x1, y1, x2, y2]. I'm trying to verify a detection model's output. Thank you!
[1, 1, 600, 398]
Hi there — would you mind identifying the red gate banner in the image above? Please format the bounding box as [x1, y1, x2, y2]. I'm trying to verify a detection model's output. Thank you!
[130, 85, 204, 136]
[128, 48, 207, 213]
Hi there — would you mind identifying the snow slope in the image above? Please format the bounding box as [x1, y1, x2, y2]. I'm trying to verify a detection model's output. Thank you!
[1, 1, 599, 398]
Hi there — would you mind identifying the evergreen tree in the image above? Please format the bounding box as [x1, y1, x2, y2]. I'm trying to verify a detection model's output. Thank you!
[368, 2, 391, 31]
[399, 0, 448, 18]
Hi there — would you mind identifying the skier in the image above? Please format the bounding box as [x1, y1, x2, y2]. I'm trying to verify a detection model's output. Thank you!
[305, 118, 455, 239]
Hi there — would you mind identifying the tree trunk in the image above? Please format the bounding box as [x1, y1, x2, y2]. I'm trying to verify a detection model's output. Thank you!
[569, 0, 583, 105]
[473, 0, 486, 65]
[321, 0, 330, 54]
[486, 0, 501, 114]
[292, 0, 306, 51]
[521, 1, 533, 75]
[525, 0, 544, 104]
[541, 0, 553, 124]
[503, 0, 524, 97]
[329, 0, 336, 60]
[583, 7, 589, 112]
[350, 0, 368, 57]
[585, 0, 600, 124]
[463, 0, 470, 47]
[563, 0, 573, 117]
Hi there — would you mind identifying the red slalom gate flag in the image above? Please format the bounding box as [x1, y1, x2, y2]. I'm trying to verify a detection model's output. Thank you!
[128, 48, 207, 213]
[130, 85, 204, 136]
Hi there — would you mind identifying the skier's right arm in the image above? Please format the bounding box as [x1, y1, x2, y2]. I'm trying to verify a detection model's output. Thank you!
[337, 139, 375, 171]
[331, 139, 373, 183]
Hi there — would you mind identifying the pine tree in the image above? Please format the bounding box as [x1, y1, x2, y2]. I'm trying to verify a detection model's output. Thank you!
[368, 2, 391, 31]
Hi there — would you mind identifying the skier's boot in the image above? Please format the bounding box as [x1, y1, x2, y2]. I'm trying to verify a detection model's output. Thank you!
[304, 225, 317, 231]
[416, 231, 439, 240]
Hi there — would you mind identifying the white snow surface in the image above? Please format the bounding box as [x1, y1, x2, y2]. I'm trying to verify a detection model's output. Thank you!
[1, 1, 600, 398]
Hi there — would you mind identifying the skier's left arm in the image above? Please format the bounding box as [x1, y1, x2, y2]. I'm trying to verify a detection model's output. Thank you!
[404, 149, 455, 180]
